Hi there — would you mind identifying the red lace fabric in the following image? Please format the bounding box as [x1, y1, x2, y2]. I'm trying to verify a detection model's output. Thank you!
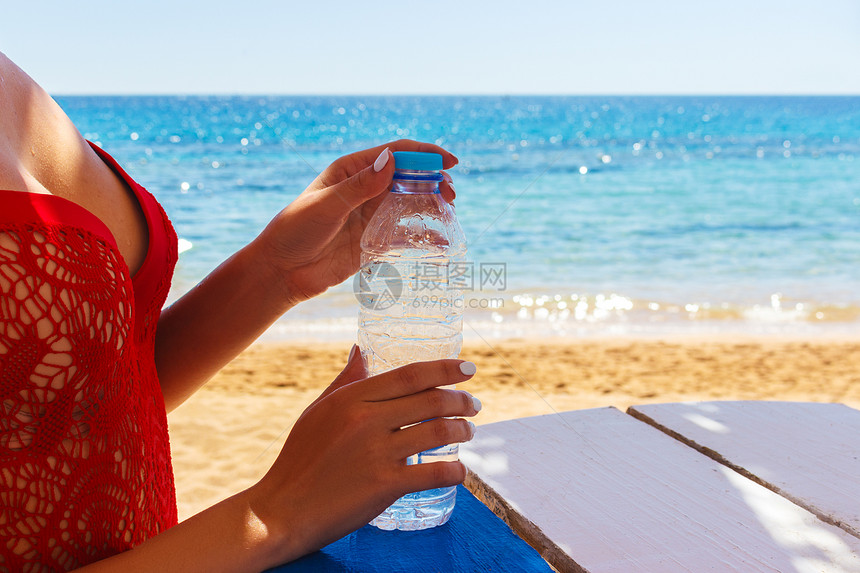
[0, 144, 179, 571]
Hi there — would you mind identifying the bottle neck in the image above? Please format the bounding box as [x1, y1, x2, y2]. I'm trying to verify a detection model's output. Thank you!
[391, 169, 442, 194]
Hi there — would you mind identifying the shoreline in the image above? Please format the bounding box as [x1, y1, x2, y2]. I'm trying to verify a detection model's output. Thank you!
[170, 284, 860, 344]
[168, 334, 860, 521]
[257, 313, 860, 345]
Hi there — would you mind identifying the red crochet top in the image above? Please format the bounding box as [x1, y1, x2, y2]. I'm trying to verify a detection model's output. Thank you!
[0, 143, 179, 570]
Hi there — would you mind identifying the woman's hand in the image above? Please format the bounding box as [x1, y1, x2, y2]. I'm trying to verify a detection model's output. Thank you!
[248, 348, 480, 565]
[81, 351, 478, 573]
[257, 140, 458, 306]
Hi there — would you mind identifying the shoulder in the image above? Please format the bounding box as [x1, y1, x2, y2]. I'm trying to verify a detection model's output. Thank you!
[0, 51, 98, 197]
[0, 52, 31, 192]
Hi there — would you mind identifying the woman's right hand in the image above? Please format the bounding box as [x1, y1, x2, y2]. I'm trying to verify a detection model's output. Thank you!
[248, 348, 480, 566]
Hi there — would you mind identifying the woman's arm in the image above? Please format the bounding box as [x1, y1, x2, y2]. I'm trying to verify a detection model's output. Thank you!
[154, 141, 457, 411]
[77, 490, 280, 573]
[79, 356, 480, 572]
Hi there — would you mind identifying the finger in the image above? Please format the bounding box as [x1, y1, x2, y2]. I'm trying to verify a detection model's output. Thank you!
[399, 461, 468, 496]
[391, 417, 476, 460]
[315, 147, 394, 215]
[372, 139, 458, 169]
[314, 344, 367, 403]
[393, 140, 459, 169]
[384, 388, 481, 431]
[362, 359, 477, 402]
[319, 140, 458, 187]
[440, 171, 455, 204]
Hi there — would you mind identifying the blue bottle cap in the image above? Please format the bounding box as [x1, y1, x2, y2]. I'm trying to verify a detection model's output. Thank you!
[393, 151, 443, 171]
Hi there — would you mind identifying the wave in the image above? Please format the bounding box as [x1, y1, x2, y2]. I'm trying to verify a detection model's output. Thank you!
[249, 288, 860, 342]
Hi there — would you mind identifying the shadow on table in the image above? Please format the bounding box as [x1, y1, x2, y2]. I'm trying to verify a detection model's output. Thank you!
[462, 404, 860, 572]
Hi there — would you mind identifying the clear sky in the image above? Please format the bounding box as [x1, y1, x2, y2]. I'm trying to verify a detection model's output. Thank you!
[3, 0, 859, 95]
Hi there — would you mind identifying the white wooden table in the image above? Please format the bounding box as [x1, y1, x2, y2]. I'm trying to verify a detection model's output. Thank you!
[461, 401, 860, 573]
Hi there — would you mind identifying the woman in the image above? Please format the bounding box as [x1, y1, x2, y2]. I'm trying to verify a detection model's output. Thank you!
[0, 51, 480, 572]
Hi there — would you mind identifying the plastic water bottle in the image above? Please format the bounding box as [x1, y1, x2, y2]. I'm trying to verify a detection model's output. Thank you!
[356, 151, 467, 530]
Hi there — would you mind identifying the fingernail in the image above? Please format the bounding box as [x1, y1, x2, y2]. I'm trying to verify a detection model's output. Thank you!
[467, 421, 477, 439]
[459, 361, 477, 376]
[348, 344, 358, 362]
[373, 147, 390, 172]
[471, 395, 482, 413]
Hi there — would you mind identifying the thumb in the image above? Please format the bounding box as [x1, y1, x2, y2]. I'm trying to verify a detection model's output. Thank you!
[317, 345, 368, 401]
[318, 147, 393, 215]
[340, 344, 368, 383]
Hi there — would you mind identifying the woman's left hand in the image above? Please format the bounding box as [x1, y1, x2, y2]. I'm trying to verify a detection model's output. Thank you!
[257, 139, 457, 306]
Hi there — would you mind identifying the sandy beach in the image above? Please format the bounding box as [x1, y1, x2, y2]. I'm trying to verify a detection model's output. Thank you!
[167, 336, 860, 521]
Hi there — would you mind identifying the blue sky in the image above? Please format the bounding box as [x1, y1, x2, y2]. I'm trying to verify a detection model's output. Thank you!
[3, 0, 859, 95]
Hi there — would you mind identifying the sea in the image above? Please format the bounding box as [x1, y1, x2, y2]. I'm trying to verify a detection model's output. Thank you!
[57, 95, 860, 341]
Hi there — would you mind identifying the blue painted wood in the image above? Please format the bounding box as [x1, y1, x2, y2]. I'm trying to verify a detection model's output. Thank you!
[267, 485, 553, 572]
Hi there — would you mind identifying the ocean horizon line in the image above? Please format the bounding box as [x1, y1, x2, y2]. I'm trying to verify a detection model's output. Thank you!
[54, 92, 860, 99]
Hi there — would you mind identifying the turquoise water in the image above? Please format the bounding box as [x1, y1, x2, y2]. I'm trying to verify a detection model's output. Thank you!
[58, 95, 860, 338]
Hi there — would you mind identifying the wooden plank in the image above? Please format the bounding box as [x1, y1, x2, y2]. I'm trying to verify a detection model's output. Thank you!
[628, 401, 860, 540]
[461, 407, 860, 573]
[267, 485, 554, 572]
